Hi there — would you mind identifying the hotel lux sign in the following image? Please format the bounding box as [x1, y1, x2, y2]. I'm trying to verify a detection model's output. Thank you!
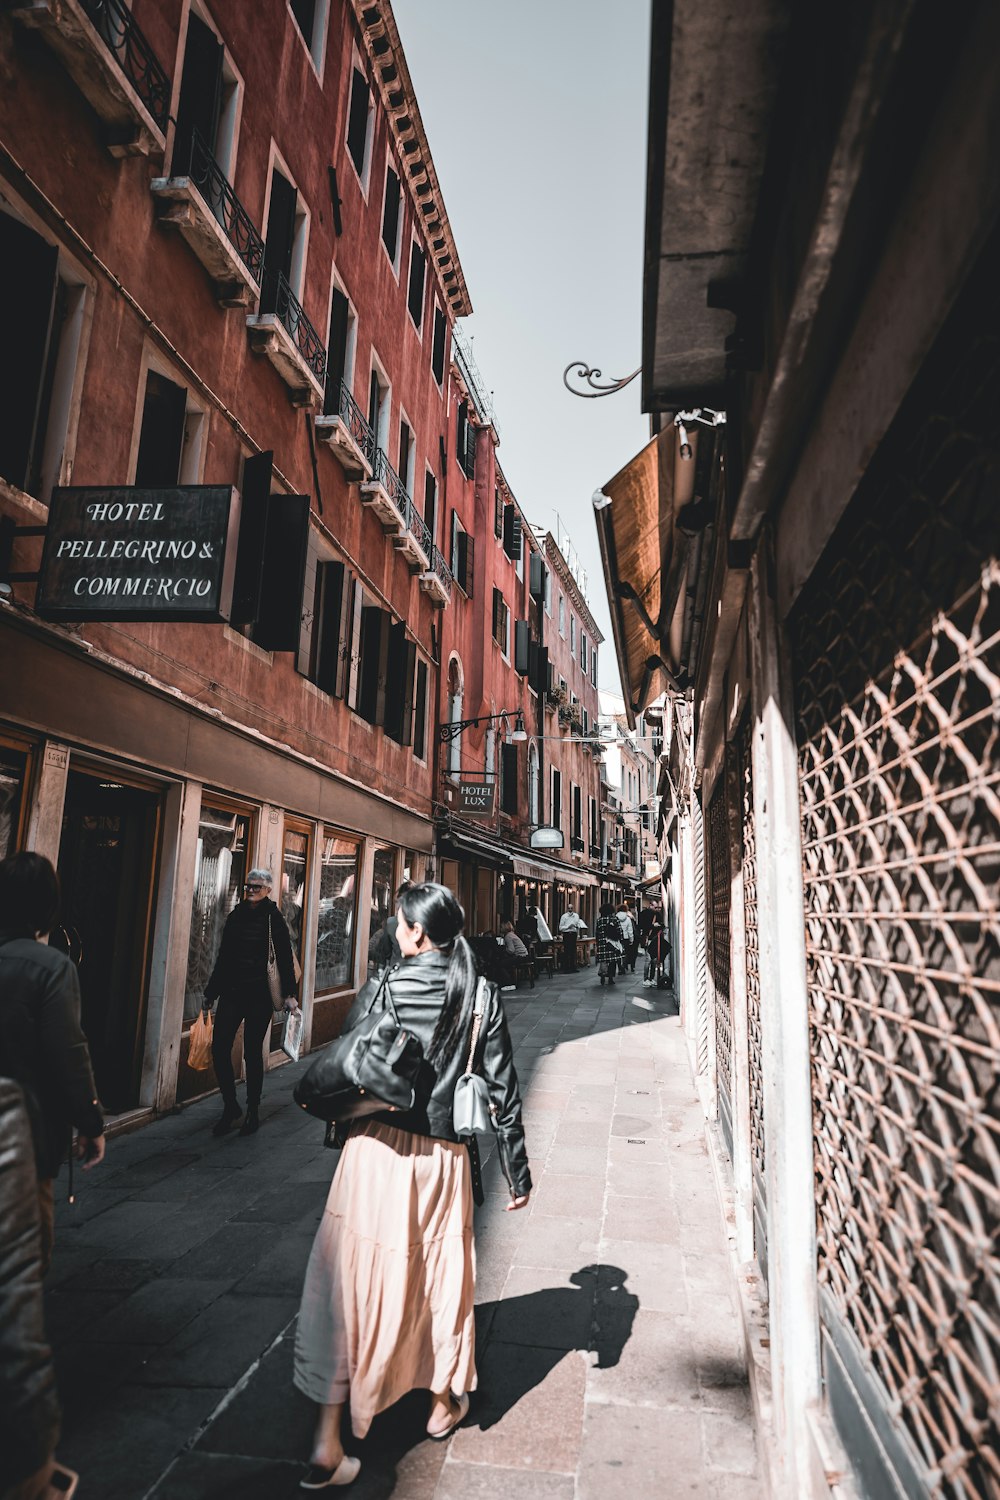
[37, 486, 241, 622]
[457, 780, 497, 818]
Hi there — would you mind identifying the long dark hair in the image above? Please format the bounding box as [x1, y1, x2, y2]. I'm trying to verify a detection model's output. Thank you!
[0, 851, 60, 937]
[398, 882, 477, 1065]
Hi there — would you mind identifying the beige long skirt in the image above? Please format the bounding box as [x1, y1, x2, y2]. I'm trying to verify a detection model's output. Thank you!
[293, 1119, 477, 1436]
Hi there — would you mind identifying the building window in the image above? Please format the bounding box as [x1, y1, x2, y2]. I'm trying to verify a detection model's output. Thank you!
[407, 240, 426, 331]
[570, 614, 576, 653]
[502, 503, 522, 561]
[457, 401, 475, 478]
[492, 587, 510, 657]
[551, 767, 562, 832]
[528, 741, 540, 827]
[324, 280, 356, 410]
[172, 11, 243, 184]
[0, 210, 88, 501]
[261, 160, 308, 312]
[398, 416, 414, 498]
[423, 470, 437, 546]
[367, 360, 390, 454]
[306, 558, 346, 695]
[381, 162, 402, 271]
[289, 0, 330, 72]
[345, 62, 374, 187]
[558, 595, 566, 637]
[450, 514, 474, 596]
[544, 567, 552, 615]
[581, 631, 588, 673]
[383, 621, 416, 746]
[314, 830, 359, 991]
[500, 743, 519, 816]
[591, 647, 598, 686]
[572, 783, 583, 842]
[431, 305, 447, 385]
[494, 485, 503, 538]
[589, 795, 598, 850]
[413, 658, 428, 760]
[446, 657, 464, 778]
[134, 368, 205, 486]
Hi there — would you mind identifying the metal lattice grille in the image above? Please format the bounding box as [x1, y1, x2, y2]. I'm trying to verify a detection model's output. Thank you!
[740, 714, 767, 1270]
[708, 778, 734, 1151]
[792, 284, 1000, 1499]
[694, 794, 711, 1077]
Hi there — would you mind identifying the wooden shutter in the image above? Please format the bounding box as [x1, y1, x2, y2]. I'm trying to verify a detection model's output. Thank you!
[529, 552, 546, 600]
[492, 587, 503, 643]
[347, 68, 369, 175]
[346, 581, 363, 709]
[494, 486, 503, 537]
[514, 620, 530, 676]
[413, 659, 428, 759]
[172, 12, 222, 175]
[381, 166, 400, 259]
[501, 743, 519, 815]
[261, 168, 297, 314]
[432, 308, 446, 384]
[325, 288, 349, 411]
[502, 504, 522, 560]
[252, 495, 311, 652]
[0, 211, 58, 492]
[230, 450, 273, 625]
[314, 560, 345, 694]
[134, 372, 187, 488]
[457, 531, 474, 595]
[384, 622, 415, 745]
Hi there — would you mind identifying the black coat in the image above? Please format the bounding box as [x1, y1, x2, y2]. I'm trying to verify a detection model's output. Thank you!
[0, 1078, 61, 1486]
[0, 932, 104, 1179]
[340, 951, 532, 1197]
[205, 898, 296, 1006]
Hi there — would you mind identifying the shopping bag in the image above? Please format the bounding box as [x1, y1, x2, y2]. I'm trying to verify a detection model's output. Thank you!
[282, 1007, 304, 1063]
[188, 1011, 213, 1071]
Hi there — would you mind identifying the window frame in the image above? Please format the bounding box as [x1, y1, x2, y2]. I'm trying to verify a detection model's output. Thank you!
[406, 232, 427, 336]
[344, 51, 375, 195]
[287, 0, 331, 79]
[128, 345, 208, 488]
[430, 301, 448, 388]
[379, 157, 403, 277]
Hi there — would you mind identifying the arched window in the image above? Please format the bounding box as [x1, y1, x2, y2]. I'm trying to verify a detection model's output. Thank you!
[528, 741, 540, 827]
[447, 656, 464, 778]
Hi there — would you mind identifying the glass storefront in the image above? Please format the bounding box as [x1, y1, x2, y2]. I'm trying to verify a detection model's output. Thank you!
[184, 801, 253, 1026]
[280, 822, 311, 979]
[314, 830, 360, 991]
[368, 844, 396, 976]
[0, 737, 31, 860]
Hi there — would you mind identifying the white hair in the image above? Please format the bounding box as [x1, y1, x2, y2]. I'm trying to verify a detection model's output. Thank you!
[246, 867, 273, 887]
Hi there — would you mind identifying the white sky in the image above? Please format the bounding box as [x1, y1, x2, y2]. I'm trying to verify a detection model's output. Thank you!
[391, 0, 652, 692]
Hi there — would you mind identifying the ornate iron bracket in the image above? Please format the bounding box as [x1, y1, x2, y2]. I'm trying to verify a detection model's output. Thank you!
[563, 362, 641, 399]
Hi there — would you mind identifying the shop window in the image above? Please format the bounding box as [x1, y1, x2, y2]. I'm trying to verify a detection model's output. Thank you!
[413, 659, 428, 761]
[184, 801, 252, 1026]
[431, 305, 447, 385]
[407, 240, 426, 331]
[368, 844, 396, 974]
[314, 830, 359, 991]
[381, 162, 402, 271]
[280, 823, 310, 982]
[0, 209, 88, 501]
[492, 588, 510, 657]
[134, 368, 205, 486]
[0, 740, 31, 860]
[346, 62, 374, 187]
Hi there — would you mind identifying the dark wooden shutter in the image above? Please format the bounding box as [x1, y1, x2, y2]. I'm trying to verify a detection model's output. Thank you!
[0, 212, 58, 492]
[356, 604, 383, 723]
[457, 531, 474, 595]
[381, 166, 400, 258]
[413, 659, 428, 759]
[346, 582, 363, 708]
[314, 560, 345, 694]
[529, 552, 547, 600]
[325, 288, 349, 411]
[252, 495, 311, 651]
[172, 12, 222, 174]
[424, 471, 437, 540]
[347, 68, 369, 175]
[261, 168, 297, 313]
[407, 243, 426, 327]
[494, 486, 503, 537]
[134, 372, 187, 488]
[492, 587, 503, 643]
[502, 504, 522, 560]
[432, 308, 446, 384]
[384, 622, 415, 745]
[514, 621, 530, 676]
[290, 0, 316, 43]
[501, 743, 519, 814]
[230, 450, 273, 625]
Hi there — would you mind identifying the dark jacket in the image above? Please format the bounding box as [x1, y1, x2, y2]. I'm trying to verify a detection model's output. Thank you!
[205, 898, 296, 1005]
[0, 1078, 60, 1487]
[0, 932, 104, 1179]
[341, 951, 531, 1197]
[370, 913, 401, 970]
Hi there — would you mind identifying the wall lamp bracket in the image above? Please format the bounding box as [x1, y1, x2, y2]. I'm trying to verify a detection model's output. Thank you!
[674, 408, 727, 460]
[439, 710, 527, 744]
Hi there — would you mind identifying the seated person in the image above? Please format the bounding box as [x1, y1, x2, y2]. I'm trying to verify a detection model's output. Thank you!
[501, 921, 529, 959]
[497, 921, 530, 988]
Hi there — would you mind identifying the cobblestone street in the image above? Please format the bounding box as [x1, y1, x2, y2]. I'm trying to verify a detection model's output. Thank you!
[46, 970, 761, 1499]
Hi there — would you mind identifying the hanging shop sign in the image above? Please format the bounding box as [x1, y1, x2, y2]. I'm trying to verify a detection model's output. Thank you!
[457, 779, 497, 818]
[530, 825, 564, 850]
[36, 486, 241, 622]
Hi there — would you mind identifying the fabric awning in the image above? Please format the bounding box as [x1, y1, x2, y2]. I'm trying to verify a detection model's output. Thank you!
[441, 824, 512, 869]
[509, 851, 596, 889]
[511, 855, 559, 883]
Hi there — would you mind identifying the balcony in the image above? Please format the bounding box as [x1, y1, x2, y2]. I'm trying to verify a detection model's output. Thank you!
[12, 0, 170, 157]
[360, 447, 407, 531]
[419, 545, 453, 607]
[571, 835, 586, 854]
[151, 130, 264, 306]
[247, 272, 326, 407]
[315, 379, 374, 481]
[393, 493, 431, 573]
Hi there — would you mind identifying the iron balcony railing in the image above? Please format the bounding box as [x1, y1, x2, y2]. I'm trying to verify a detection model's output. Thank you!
[327, 378, 375, 465]
[452, 324, 499, 435]
[80, 0, 170, 131]
[270, 271, 327, 384]
[571, 834, 586, 853]
[428, 545, 453, 600]
[402, 493, 431, 559]
[369, 447, 410, 515]
[185, 128, 264, 283]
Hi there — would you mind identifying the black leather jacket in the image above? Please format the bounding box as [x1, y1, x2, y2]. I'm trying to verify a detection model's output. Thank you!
[341, 951, 531, 1198]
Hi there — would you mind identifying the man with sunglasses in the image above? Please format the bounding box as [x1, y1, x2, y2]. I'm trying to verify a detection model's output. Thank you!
[202, 868, 298, 1137]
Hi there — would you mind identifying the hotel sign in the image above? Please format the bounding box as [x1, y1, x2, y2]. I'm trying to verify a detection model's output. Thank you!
[457, 780, 496, 818]
[36, 486, 241, 622]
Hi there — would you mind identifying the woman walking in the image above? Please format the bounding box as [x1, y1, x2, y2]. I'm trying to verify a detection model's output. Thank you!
[595, 901, 623, 986]
[294, 882, 530, 1490]
[202, 868, 297, 1137]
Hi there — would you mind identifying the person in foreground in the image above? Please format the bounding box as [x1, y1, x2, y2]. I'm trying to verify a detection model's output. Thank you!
[202, 867, 298, 1137]
[293, 882, 531, 1490]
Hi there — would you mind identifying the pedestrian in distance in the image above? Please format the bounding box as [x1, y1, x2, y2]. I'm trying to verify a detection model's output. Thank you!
[596, 902, 624, 986]
[644, 905, 668, 986]
[498, 920, 528, 989]
[293, 882, 531, 1491]
[369, 880, 413, 970]
[202, 867, 298, 1138]
[0, 852, 105, 1272]
[558, 906, 587, 972]
[616, 901, 637, 972]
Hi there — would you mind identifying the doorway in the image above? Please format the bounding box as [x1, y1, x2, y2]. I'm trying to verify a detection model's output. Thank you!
[55, 768, 161, 1114]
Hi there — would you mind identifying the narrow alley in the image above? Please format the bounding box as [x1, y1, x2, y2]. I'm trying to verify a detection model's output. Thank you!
[45, 970, 760, 1499]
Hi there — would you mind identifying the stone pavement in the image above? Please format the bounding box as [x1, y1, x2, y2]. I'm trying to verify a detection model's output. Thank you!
[45, 969, 762, 1499]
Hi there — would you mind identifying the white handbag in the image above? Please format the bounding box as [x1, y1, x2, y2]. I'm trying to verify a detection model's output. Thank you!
[453, 979, 493, 1136]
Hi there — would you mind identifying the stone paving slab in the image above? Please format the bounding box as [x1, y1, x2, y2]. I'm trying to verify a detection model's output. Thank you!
[41, 970, 761, 1498]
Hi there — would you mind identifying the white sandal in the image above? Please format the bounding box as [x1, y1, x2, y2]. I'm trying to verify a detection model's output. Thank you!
[299, 1454, 361, 1489]
[427, 1391, 470, 1441]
